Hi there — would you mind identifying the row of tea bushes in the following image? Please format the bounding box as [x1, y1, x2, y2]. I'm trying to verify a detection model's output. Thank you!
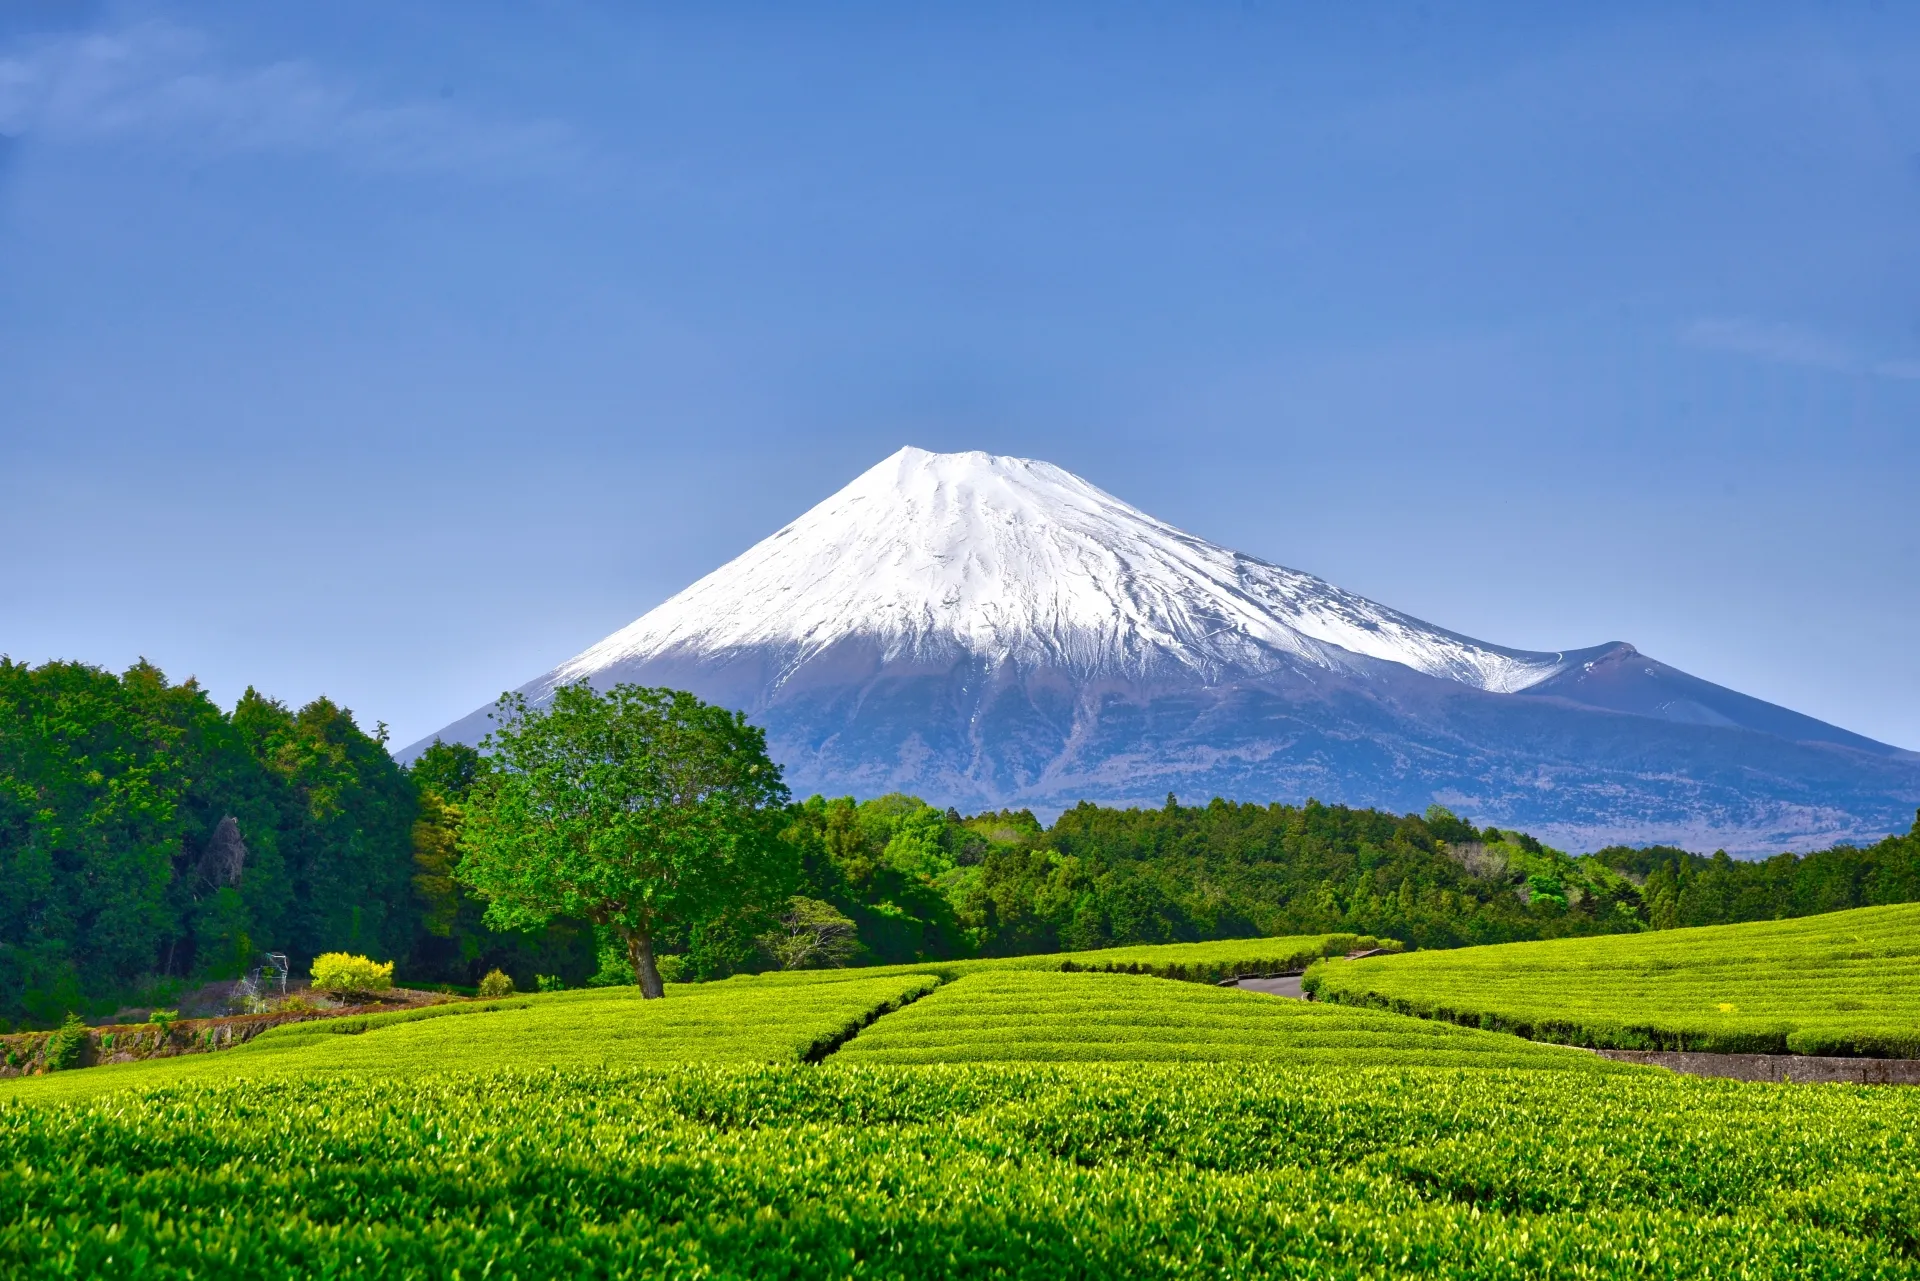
[1307, 902, 1920, 1055]
[5, 1061, 1917, 1277]
[1, 971, 944, 1104]
[838, 970, 1627, 1070]
[822, 932, 1398, 986]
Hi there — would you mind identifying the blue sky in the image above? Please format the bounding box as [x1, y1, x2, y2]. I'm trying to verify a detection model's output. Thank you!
[3, 2, 1917, 752]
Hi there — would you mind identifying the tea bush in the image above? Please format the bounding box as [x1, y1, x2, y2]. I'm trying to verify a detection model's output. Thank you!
[1309, 902, 1920, 1054]
[840, 970, 1623, 1070]
[477, 969, 515, 998]
[8, 932, 1920, 1276]
[4, 1062, 1918, 1277]
[1, 971, 942, 1103]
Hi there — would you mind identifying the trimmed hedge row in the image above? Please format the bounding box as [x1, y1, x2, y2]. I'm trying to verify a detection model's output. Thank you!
[1307, 903, 1920, 1057]
[838, 969, 1623, 1071]
[1, 972, 948, 1104]
[5, 1062, 1919, 1277]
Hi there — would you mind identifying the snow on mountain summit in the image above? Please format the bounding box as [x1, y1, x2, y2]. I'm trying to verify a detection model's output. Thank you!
[549, 446, 1584, 695]
[412, 445, 1918, 853]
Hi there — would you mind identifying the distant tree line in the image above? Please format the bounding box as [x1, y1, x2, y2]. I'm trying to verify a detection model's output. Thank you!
[1595, 839, 1920, 931]
[4, 658, 1917, 1027]
[782, 794, 1920, 963]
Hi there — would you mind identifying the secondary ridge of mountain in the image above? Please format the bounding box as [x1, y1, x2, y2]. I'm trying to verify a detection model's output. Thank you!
[412, 447, 1919, 855]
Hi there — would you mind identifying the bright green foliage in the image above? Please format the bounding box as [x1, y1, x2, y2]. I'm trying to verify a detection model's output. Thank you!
[790, 797, 1920, 964]
[782, 789, 1490, 968]
[1598, 821, 1920, 928]
[6, 935, 1919, 1274]
[476, 968, 514, 998]
[0, 659, 278, 1023]
[404, 758, 595, 997]
[757, 896, 860, 969]
[1309, 901, 1920, 1054]
[7, 1062, 1920, 1277]
[0, 971, 939, 1103]
[969, 798, 1653, 952]
[458, 683, 796, 997]
[0, 934, 1474, 1103]
[839, 970, 1624, 1069]
[406, 739, 490, 803]
[783, 793, 984, 963]
[309, 952, 394, 998]
[0, 935, 1386, 1100]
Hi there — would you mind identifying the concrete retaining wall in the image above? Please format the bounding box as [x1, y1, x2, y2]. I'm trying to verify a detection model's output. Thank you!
[1598, 1049, 1920, 1084]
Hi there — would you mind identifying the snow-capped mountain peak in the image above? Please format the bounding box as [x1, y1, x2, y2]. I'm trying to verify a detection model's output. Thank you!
[549, 446, 1584, 694]
[413, 445, 1916, 854]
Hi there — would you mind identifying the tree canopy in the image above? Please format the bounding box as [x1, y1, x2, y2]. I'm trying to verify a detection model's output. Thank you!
[455, 683, 796, 997]
[0, 659, 415, 1027]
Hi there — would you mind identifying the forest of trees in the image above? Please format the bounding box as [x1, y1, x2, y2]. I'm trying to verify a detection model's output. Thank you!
[777, 794, 1920, 966]
[4, 658, 1918, 1028]
[0, 659, 417, 1028]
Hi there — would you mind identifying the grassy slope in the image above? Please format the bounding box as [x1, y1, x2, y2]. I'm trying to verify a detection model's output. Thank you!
[0, 934, 1375, 1102]
[1308, 902, 1920, 1054]
[839, 970, 1628, 1070]
[6, 1062, 1918, 1278]
[0, 972, 937, 1104]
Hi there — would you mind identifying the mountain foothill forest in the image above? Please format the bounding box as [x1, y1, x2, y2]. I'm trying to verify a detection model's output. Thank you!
[6, 656, 1919, 1031]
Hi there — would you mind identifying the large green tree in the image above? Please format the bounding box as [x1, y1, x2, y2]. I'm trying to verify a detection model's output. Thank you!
[455, 683, 795, 997]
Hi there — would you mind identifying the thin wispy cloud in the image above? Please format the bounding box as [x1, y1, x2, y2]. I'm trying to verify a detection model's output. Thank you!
[1682, 317, 1920, 381]
[0, 21, 582, 179]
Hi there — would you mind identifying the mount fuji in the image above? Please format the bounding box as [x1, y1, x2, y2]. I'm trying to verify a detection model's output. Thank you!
[410, 447, 1919, 854]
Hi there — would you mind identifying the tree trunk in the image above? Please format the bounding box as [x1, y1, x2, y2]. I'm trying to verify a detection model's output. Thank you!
[628, 930, 665, 999]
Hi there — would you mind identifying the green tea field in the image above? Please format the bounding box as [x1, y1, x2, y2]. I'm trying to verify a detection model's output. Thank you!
[7, 927, 1920, 1277]
[8, 1061, 1920, 1278]
[1307, 901, 1920, 1054]
[0, 933, 1372, 1104]
[837, 969, 1621, 1069]
[0, 970, 937, 1105]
